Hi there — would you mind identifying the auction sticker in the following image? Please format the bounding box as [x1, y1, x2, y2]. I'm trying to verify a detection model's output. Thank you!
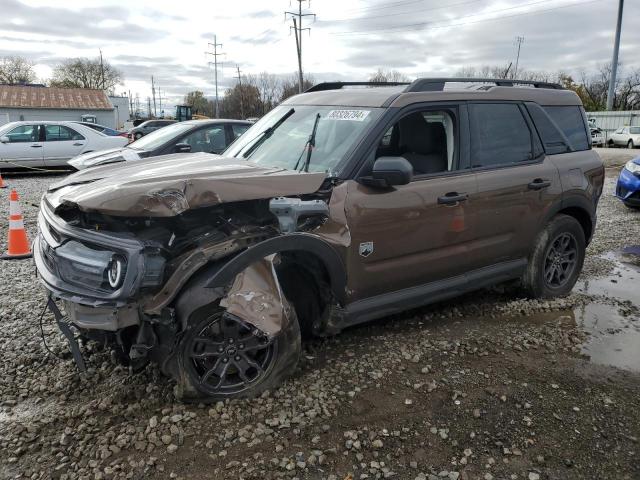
[326, 109, 370, 121]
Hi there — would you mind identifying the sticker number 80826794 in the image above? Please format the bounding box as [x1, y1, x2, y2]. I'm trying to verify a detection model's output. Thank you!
[326, 110, 371, 122]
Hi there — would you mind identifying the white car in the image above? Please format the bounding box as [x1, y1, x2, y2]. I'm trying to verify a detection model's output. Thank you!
[0, 121, 128, 168]
[607, 126, 640, 149]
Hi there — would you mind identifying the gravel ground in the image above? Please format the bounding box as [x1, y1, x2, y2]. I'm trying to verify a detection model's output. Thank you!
[0, 163, 639, 480]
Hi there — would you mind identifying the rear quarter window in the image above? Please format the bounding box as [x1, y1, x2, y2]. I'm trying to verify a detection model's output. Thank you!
[542, 106, 589, 151]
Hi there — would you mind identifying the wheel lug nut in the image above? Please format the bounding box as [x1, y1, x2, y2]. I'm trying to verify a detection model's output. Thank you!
[228, 338, 234, 343]
[235, 355, 241, 361]
[218, 347, 224, 352]
[238, 344, 244, 349]
[222, 357, 228, 363]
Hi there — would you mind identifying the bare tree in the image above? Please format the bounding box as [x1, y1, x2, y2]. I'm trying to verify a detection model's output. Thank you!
[220, 81, 262, 120]
[280, 73, 314, 102]
[255, 72, 282, 114]
[368, 68, 411, 82]
[184, 90, 212, 116]
[50, 57, 123, 92]
[0, 56, 36, 85]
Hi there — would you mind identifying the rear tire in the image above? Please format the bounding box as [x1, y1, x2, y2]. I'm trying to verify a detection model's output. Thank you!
[628, 140, 635, 149]
[175, 302, 301, 402]
[134, 132, 143, 140]
[522, 214, 585, 299]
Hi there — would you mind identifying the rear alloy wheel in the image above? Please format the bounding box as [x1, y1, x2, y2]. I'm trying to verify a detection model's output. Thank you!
[134, 132, 143, 140]
[628, 140, 635, 149]
[522, 214, 586, 298]
[177, 306, 301, 401]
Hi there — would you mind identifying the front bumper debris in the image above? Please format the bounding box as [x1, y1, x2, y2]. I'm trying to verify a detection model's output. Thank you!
[46, 297, 86, 372]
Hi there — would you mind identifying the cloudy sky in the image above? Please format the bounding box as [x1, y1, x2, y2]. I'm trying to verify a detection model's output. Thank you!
[1, 0, 637, 111]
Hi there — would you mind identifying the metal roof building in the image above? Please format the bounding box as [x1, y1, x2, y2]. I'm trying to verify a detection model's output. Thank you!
[0, 85, 120, 129]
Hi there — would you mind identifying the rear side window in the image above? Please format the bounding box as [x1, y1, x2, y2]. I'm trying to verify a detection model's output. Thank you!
[542, 106, 589, 151]
[524, 102, 570, 155]
[469, 103, 533, 167]
[631, 127, 640, 135]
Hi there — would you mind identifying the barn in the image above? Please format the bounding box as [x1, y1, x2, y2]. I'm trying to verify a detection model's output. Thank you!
[0, 85, 120, 129]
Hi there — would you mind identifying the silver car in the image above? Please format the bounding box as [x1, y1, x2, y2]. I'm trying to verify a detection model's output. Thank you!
[607, 126, 640, 148]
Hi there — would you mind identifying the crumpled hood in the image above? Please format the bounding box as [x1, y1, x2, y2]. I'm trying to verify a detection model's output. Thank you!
[68, 147, 142, 170]
[46, 152, 327, 217]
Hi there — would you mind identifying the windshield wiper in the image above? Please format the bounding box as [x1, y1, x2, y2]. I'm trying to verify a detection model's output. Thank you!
[294, 113, 321, 172]
[241, 108, 295, 158]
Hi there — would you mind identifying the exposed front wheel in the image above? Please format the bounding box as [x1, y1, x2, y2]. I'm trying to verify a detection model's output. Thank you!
[176, 304, 301, 401]
[134, 132, 143, 140]
[522, 214, 586, 298]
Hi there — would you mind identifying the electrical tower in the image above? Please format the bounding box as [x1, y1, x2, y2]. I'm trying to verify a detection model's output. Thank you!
[236, 65, 244, 119]
[285, 0, 316, 93]
[151, 76, 157, 118]
[205, 36, 225, 118]
[513, 36, 524, 79]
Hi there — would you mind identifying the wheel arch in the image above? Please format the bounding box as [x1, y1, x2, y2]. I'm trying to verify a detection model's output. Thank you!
[173, 234, 347, 331]
[543, 196, 595, 244]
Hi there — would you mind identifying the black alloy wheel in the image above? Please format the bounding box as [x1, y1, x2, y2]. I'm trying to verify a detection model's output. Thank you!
[543, 232, 578, 289]
[184, 312, 276, 397]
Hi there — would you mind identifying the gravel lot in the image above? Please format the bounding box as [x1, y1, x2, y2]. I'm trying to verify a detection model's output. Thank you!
[0, 158, 639, 480]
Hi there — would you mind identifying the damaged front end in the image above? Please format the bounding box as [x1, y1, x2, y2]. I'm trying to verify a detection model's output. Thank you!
[34, 155, 340, 398]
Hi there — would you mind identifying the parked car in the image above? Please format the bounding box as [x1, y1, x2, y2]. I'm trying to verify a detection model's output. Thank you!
[72, 121, 128, 138]
[607, 126, 640, 148]
[128, 119, 176, 140]
[0, 121, 128, 169]
[69, 119, 251, 170]
[615, 157, 640, 209]
[35, 78, 604, 401]
[591, 128, 604, 147]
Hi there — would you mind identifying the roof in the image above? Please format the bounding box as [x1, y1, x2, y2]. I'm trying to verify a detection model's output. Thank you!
[283, 81, 582, 108]
[0, 85, 113, 111]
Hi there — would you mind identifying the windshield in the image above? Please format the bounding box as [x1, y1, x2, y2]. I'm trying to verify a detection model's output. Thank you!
[225, 105, 383, 175]
[129, 123, 193, 150]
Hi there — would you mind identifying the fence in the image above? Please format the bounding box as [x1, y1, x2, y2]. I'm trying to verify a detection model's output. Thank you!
[586, 110, 640, 139]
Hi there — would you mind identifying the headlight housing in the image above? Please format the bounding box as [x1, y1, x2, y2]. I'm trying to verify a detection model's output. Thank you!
[625, 160, 640, 174]
[107, 255, 126, 289]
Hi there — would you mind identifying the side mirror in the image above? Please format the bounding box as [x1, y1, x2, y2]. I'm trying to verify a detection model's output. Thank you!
[362, 156, 413, 188]
[174, 143, 192, 153]
[0, 136, 9, 143]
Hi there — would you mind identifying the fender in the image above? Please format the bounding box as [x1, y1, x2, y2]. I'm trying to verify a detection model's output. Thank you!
[170, 233, 346, 331]
[540, 194, 596, 242]
[205, 233, 347, 304]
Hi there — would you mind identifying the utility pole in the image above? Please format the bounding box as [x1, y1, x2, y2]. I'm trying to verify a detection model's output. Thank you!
[236, 65, 244, 119]
[205, 36, 224, 118]
[513, 36, 524, 79]
[147, 97, 151, 118]
[286, 0, 315, 93]
[607, 0, 624, 110]
[99, 49, 105, 90]
[158, 86, 163, 118]
[128, 90, 133, 116]
[151, 76, 157, 118]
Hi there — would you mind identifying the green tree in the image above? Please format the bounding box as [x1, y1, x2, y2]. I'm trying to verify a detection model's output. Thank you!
[184, 90, 212, 116]
[50, 57, 122, 92]
[0, 56, 36, 84]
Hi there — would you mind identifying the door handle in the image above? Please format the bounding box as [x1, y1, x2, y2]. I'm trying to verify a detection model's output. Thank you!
[437, 192, 468, 205]
[73, 142, 84, 146]
[30, 144, 42, 148]
[528, 178, 551, 190]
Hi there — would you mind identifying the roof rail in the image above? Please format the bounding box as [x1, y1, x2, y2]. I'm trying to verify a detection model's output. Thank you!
[404, 77, 563, 92]
[305, 81, 411, 93]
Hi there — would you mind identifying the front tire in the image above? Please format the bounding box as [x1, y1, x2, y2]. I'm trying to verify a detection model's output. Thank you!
[176, 304, 301, 402]
[134, 132, 143, 140]
[628, 140, 635, 149]
[522, 215, 586, 299]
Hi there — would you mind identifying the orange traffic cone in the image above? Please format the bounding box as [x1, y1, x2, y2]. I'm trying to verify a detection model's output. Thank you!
[2, 189, 32, 260]
[0, 172, 7, 189]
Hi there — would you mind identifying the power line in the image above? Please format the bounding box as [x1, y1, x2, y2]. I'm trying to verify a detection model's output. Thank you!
[320, 0, 485, 23]
[330, 0, 602, 36]
[205, 36, 225, 118]
[285, 0, 316, 93]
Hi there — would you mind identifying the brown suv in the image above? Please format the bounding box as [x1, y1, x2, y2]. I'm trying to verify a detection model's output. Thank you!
[35, 78, 604, 400]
